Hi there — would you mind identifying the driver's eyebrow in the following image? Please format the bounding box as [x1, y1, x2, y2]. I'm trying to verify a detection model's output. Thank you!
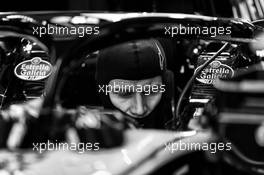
[115, 85, 135, 93]
[109, 79, 136, 87]
[151, 81, 163, 86]
[109, 78, 162, 91]
[141, 80, 162, 86]
[109, 80, 135, 92]
[110, 79, 137, 85]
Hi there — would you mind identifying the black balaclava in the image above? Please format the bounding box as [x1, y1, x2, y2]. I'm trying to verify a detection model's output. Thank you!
[96, 39, 170, 128]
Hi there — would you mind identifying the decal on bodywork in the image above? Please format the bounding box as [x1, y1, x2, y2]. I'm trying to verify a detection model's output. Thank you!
[195, 60, 234, 84]
[14, 57, 52, 81]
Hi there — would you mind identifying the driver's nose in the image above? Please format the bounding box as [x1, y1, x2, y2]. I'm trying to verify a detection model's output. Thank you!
[130, 93, 147, 117]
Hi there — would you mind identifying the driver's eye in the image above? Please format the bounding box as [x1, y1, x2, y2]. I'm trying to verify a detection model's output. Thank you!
[148, 89, 159, 95]
[143, 85, 161, 95]
[115, 91, 134, 98]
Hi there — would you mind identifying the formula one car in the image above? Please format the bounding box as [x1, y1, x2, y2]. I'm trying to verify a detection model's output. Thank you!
[0, 11, 263, 175]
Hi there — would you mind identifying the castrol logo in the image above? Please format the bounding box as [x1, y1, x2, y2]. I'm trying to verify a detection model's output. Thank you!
[14, 57, 52, 81]
[195, 60, 234, 84]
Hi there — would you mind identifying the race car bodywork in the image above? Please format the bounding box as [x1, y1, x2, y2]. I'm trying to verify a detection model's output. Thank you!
[0, 11, 263, 175]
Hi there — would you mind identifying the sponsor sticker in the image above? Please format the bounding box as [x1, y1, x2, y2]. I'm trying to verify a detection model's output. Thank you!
[14, 57, 52, 81]
[195, 60, 234, 84]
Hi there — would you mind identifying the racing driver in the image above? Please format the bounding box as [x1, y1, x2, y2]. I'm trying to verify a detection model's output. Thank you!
[96, 39, 174, 129]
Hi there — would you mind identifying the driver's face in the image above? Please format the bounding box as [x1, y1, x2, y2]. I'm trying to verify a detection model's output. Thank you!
[108, 76, 163, 118]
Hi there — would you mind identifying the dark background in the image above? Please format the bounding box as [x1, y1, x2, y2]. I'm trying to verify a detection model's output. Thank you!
[0, 0, 233, 17]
